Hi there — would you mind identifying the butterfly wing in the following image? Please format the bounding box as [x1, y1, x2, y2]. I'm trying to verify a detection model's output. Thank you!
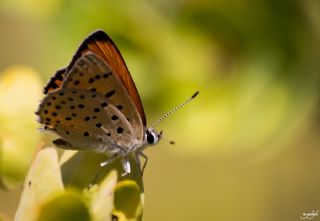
[36, 87, 136, 151]
[61, 52, 144, 143]
[44, 30, 146, 126]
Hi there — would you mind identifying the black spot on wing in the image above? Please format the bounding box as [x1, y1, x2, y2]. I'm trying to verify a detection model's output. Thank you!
[101, 102, 108, 107]
[105, 90, 115, 98]
[117, 127, 123, 134]
[96, 123, 102, 128]
[103, 71, 111, 78]
[111, 115, 118, 121]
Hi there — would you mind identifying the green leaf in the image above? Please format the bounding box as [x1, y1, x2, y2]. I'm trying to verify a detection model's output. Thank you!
[60, 151, 145, 220]
[15, 147, 145, 221]
[60, 150, 110, 189]
[36, 192, 90, 221]
[113, 180, 143, 221]
[89, 170, 117, 221]
[60, 151, 144, 191]
[14, 148, 63, 221]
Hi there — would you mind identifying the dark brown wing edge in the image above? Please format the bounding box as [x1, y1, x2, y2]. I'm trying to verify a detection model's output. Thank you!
[44, 30, 146, 126]
[43, 68, 66, 94]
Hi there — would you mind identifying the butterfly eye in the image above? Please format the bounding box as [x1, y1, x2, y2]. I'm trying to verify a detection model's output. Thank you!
[146, 129, 160, 145]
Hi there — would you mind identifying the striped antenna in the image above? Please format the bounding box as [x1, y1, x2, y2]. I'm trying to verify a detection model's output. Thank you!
[151, 91, 199, 128]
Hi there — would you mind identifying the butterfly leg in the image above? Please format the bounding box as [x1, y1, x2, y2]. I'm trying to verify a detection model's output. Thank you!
[138, 151, 148, 175]
[134, 152, 142, 174]
[121, 157, 131, 176]
[100, 154, 118, 167]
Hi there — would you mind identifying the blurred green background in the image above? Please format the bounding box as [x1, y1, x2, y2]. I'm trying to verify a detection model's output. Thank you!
[0, 0, 320, 220]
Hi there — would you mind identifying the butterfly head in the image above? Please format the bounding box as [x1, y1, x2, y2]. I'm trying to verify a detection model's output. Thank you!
[145, 128, 161, 145]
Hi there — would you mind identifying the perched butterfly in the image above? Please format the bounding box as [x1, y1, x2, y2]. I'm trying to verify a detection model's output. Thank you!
[36, 30, 198, 176]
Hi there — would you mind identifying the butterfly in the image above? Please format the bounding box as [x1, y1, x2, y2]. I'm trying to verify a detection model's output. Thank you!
[36, 30, 198, 176]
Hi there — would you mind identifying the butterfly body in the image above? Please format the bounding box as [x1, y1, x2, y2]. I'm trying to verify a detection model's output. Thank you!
[37, 30, 159, 175]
